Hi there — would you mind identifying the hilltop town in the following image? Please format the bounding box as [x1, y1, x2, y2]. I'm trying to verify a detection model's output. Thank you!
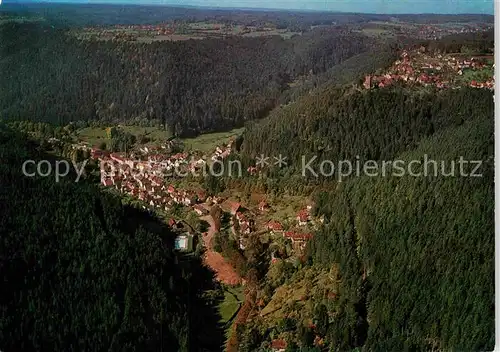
[363, 47, 494, 90]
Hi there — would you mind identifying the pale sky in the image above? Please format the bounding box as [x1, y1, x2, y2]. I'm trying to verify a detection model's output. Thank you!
[116, 0, 494, 14]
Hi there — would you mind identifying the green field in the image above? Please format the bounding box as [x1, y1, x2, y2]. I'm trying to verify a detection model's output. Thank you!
[76, 125, 242, 153]
[218, 286, 243, 324]
[77, 127, 108, 146]
[182, 128, 244, 153]
[457, 67, 494, 84]
[360, 27, 395, 37]
[76, 125, 171, 147]
[217, 286, 244, 340]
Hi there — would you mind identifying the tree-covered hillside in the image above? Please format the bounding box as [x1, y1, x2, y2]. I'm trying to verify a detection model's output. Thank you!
[0, 124, 224, 351]
[311, 114, 494, 351]
[0, 21, 382, 137]
[241, 87, 493, 181]
[235, 110, 494, 351]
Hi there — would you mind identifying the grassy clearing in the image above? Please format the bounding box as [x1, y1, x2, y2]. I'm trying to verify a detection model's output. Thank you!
[120, 125, 172, 142]
[457, 67, 494, 84]
[218, 286, 243, 324]
[241, 30, 300, 39]
[360, 27, 394, 37]
[76, 125, 171, 147]
[77, 127, 108, 147]
[259, 267, 340, 324]
[182, 128, 244, 153]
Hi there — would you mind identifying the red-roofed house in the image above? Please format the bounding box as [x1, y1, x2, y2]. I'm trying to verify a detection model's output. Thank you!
[151, 176, 163, 187]
[102, 178, 113, 187]
[270, 339, 287, 352]
[267, 221, 283, 233]
[193, 204, 208, 216]
[284, 231, 313, 251]
[247, 166, 258, 175]
[240, 222, 251, 235]
[230, 202, 241, 215]
[91, 148, 103, 160]
[259, 201, 270, 212]
[363, 75, 372, 89]
[110, 153, 125, 164]
[197, 190, 207, 202]
[297, 209, 309, 226]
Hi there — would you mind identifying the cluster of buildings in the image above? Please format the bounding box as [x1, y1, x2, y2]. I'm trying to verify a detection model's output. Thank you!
[89, 132, 319, 257]
[228, 202, 254, 250]
[94, 139, 235, 220]
[266, 205, 316, 256]
[411, 23, 493, 40]
[99, 151, 207, 211]
[363, 49, 494, 90]
[211, 141, 234, 161]
[227, 200, 316, 254]
[83, 24, 177, 38]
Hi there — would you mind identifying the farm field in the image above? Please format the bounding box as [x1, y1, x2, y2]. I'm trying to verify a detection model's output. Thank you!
[70, 21, 300, 42]
[182, 127, 244, 153]
[76, 125, 171, 147]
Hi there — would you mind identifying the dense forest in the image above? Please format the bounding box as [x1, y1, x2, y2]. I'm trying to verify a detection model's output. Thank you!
[234, 96, 494, 351]
[0, 21, 388, 137]
[0, 124, 226, 351]
[240, 87, 493, 181]
[310, 114, 494, 351]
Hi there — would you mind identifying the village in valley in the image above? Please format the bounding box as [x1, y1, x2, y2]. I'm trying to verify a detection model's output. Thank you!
[69, 130, 323, 290]
[49, 38, 494, 292]
[32, 27, 494, 350]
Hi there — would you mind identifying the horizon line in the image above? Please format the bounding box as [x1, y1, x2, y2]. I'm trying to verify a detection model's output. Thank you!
[3, 0, 495, 16]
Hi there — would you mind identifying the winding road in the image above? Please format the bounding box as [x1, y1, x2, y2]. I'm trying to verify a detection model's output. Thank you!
[200, 214, 241, 286]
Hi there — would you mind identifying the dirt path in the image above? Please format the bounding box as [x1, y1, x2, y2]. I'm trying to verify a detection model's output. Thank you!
[200, 215, 241, 286]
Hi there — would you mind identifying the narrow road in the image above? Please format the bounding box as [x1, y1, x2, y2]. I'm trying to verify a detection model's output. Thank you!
[200, 215, 241, 286]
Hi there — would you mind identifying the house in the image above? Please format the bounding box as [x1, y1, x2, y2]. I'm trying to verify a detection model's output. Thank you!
[110, 153, 126, 164]
[91, 148, 104, 160]
[258, 201, 270, 212]
[239, 237, 246, 250]
[167, 185, 175, 194]
[284, 232, 313, 242]
[183, 193, 197, 206]
[270, 339, 288, 352]
[102, 178, 113, 187]
[284, 231, 313, 251]
[175, 234, 193, 252]
[151, 176, 163, 187]
[267, 220, 283, 233]
[319, 215, 325, 224]
[193, 204, 208, 216]
[197, 190, 207, 203]
[297, 209, 309, 226]
[247, 166, 258, 175]
[363, 75, 372, 89]
[230, 202, 241, 215]
[240, 222, 251, 235]
[236, 212, 246, 223]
